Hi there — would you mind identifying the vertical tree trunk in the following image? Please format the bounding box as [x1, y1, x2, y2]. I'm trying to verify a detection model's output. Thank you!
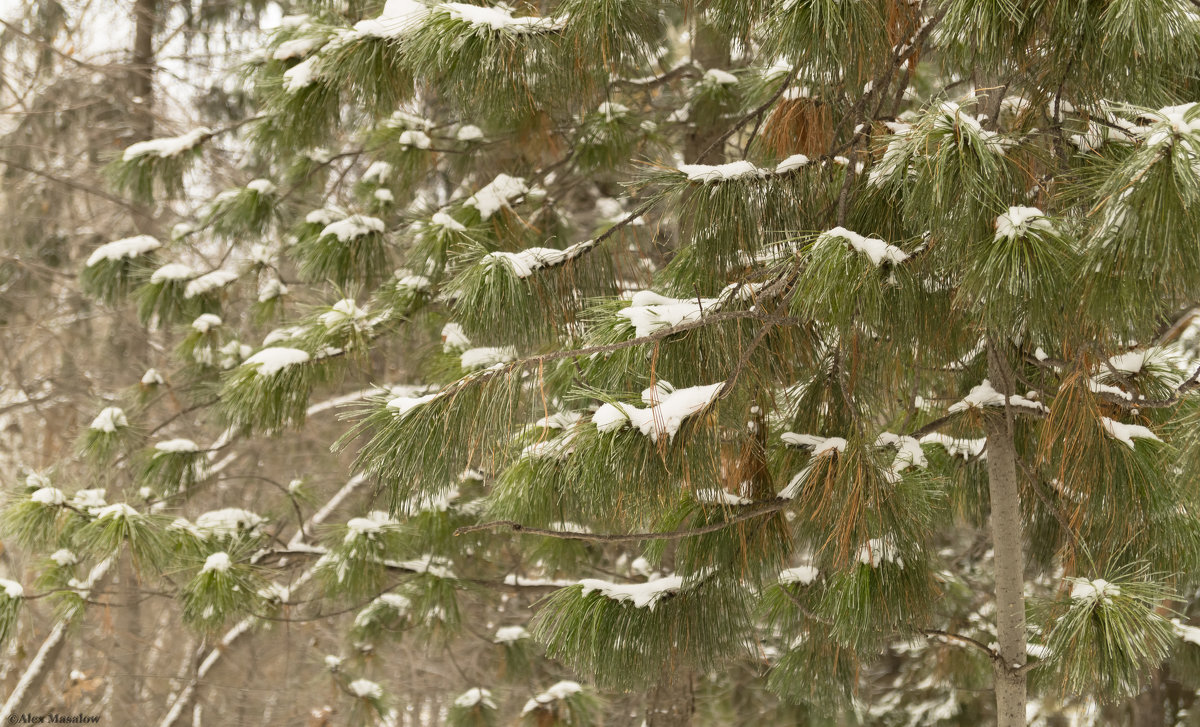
[984, 343, 1028, 727]
[645, 668, 694, 727]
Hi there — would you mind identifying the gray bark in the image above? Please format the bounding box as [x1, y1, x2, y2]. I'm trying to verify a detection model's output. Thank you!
[984, 343, 1028, 727]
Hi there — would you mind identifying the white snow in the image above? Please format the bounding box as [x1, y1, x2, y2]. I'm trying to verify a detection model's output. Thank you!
[195, 508, 265, 538]
[273, 36, 321, 61]
[441, 322, 471, 351]
[387, 392, 442, 417]
[442, 3, 561, 32]
[460, 346, 517, 370]
[282, 56, 320, 93]
[71, 489, 107, 510]
[202, 552, 232, 574]
[86, 235, 161, 267]
[592, 381, 723, 442]
[935, 101, 1007, 152]
[1172, 618, 1200, 646]
[1070, 578, 1121, 604]
[373, 188, 392, 202]
[618, 290, 718, 338]
[816, 227, 909, 266]
[778, 566, 820, 586]
[522, 681, 583, 714]
[122, 128, 210, 161]
[305, 208, 339, 226]
[678, 160, 763, 183]
[30, 487, 66, 506]
[464, 174, 528, 219]
[191, 314, 222, 334]
[947, 380, 1047, 414]
[320, 215, 385, 241]
[154, 438, 199, 454]
[702, 68, 738, 85]
[579, 575, 684, 609]
[246, 179, 276, 195]
[362, 161, 393, 185]
[93, 503, 139, 520]
[775, 154, 812, 174]
[241, 347, 310, 376]
[431, 211, 467, 232]
[995, 206, 1053, 241]
[348, 679, 383, 700]
[693, 488, 752, 506]
[781, 433, 848, 457]
[1100, 417, 1161, 450]
[184, 270, 238, 299]
[494, 625, 531, 643]
[453, 688, 495, 709]
[457, 125, 484, 141]
[319, 299, 368, 329]
[89, 407, 128, 433]
[354, 0, 430, 37]
[919, 433, 986, 459]
[856, 537, 903, 568]
[0, 579, 23, 599]
[534, 411, 582, 429]
[150, 263, 194, 283]
[876, 432, 927, 471]
[49, 549, 77, 566]
[258, 278, 287, 302]
[398, 130, 431, 149]
[484, 242, 594, 278]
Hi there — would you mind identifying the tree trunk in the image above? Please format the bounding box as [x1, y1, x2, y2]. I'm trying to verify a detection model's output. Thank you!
[984, 343, 1028, 727]
[645, 668, 694, 727]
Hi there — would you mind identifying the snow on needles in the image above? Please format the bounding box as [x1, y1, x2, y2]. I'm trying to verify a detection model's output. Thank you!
[578, 575, 685, 609]
[122, 128, 210, 161]
[86, 235, 161, 267]
[1100, 417, 1161, 450]
[1070, 578, 1121, 605]
[441, 3, 563, 33]
[816, 227, 909, 267]
[319, 215, 385, 241]
[592, 381, 722, 442]
[354, 0, 430, 38]
[89, 407, 128, 433]
[618, 290, 718, 338]
[242, 347, 310, 375]
[947, 380, 1046, 414]
[464, 174, 527, 219]
[994, 206, 1053, 241]
[522, 682, 583, 714]
[485, 241, 594, 278]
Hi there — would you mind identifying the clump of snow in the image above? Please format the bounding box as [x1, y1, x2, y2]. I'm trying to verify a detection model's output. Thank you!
[354, 0, 430, 37]
[362, 161, 393, 185]
[597, 101, 629, 120]
[779, 566, 820, 586]
[494, 625, 531, 643]
[1070, 578, 1121, 605]
[195, 508, 265, 538]
[431, 211, 467, 232]
[258, 278, 288, 302]
[454, 688, 495, 709]
[89, 407, 128, 433]
[919, 433, 986, 460]
[442, 3, 561, 32]
[71, 489, 107, 510]
[995, 206, 1053, 241]
[618, 290, 719, 338]
[50, 549, 77, 566]
[856, 537, 904, 568]
[702, 68, 738, 85]
[816, 227, 909, 266]
[282, 56, 321, 93]
[319, 299, 369, 329]
[398, 130, 431, 149]
[522, 682, 583, 714]
[775, 154, 812, 174]
[273, 36, 321, 61]
[202, 552, 232, 573]
[31, 487, 66, 506]
[305, 208, 339, 226]
[387, 392, 442, 417]
[781, 433, 848, 457]
[93, 503, 139, 520]
[242, 347, 310, 376]
[693, 488, 752, 506]
[1100, 417, 1161, 450]
[184, 270, 239, 299]
[348, 679, 383, 700]
[464, 174, 528, 219]
[457, 125, 484, 141]
[485, 241, 595, 278]
[1143, 103, 1200, 147]
[578, 576, 684, 609]
[320, 215, 385, 242]
[592, 381, 723, 442]
[678, 160, 764, 183]
[86, 235, 161, 267]
[935, 101, 1007, 152]
[246, 179, 276, 195]
[122, 128, 210, 161]
[947, 380, 1047, 414]
[535, 411, 583, 429]
[344, 511, 397, 543]
[1172, 618, 1200, 646]
[191, 314, 222, 334]
[876, 432, 927, 471]
[0, 579, 23, 599]
[150, 263, 194, 284]
[461, 346, 517, 370]
[441, 322, 471, 351]
[154, 438, 199, 455]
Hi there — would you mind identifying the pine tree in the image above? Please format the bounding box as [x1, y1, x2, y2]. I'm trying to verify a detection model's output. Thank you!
[7, 0, 1200, 725]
